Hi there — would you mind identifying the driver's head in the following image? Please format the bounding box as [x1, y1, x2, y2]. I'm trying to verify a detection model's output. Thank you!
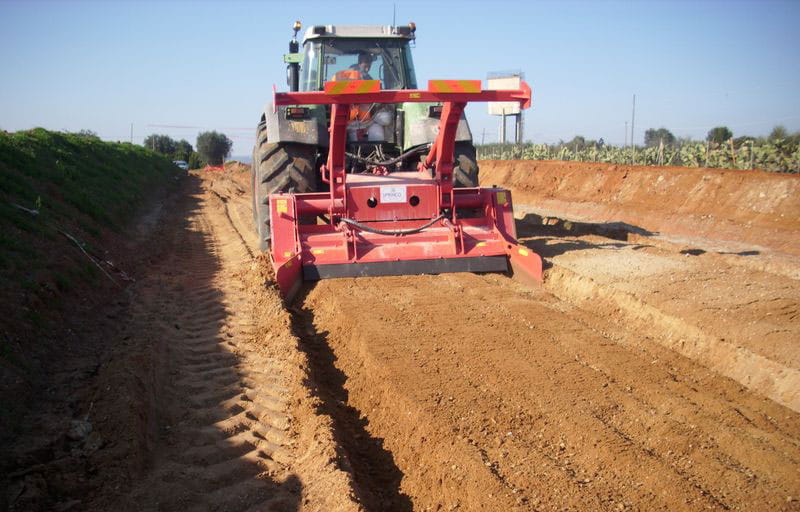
[357, 52, 372, 71]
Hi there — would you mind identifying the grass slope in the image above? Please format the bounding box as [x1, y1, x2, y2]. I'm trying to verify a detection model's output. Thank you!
[0, 128, 178, 382]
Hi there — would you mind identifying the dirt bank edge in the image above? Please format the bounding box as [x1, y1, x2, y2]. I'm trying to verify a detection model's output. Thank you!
[480, 159, 800, 255]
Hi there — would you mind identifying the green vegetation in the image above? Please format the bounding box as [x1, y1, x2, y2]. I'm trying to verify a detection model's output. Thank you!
[478, 126, 800, 172]
[707, 126, 733, 144]
[0, 128, 179, 353]
[197, 131, 233, 166]
[142, 131, 235, 169]
[644, 128, 676, 147]
[143, 133, 203, 168]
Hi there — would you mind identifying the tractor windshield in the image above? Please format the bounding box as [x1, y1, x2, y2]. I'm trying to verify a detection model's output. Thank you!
[299, 38, 417, 92]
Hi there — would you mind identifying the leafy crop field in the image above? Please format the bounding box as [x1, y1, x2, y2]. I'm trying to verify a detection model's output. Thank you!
[478, 139, 800, 172]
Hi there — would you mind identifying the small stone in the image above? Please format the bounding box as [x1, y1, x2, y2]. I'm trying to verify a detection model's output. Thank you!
[83, 432, 103, 454]
[67, 419, 92, 442]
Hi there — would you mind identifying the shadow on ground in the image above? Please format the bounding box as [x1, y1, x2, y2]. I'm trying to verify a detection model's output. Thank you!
[1, 174, 304, 512]
[515, 212, 655, 266]
[290, 285, 413, 512]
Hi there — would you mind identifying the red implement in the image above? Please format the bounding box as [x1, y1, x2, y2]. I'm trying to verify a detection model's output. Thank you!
[270, 79, 542, 300]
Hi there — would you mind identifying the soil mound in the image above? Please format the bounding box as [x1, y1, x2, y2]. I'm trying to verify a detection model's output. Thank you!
[481, 159, 800, 254]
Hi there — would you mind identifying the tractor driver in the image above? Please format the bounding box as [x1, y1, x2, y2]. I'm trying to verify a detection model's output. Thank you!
[349, 52, 374, 80]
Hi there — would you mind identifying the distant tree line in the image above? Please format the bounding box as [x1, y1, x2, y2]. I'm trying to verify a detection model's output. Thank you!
[143, 131, 233, 168]
[477, 125, 800, 173]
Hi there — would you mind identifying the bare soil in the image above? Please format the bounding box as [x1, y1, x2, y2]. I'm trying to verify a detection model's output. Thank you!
[4, 161, 799, 511]
[481, 159, 800, 256]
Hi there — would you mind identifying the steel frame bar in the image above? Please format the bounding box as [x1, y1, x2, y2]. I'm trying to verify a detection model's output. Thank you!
[273, 80, 532, 109]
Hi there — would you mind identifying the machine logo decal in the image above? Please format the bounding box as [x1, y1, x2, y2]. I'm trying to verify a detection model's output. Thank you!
[380, 185, 407, 204]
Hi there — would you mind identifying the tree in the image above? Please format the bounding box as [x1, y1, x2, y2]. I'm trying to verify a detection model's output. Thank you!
[196, 131, 233, 165]
[769, 125, 788, 141]
[173, 139, 193, 161]
[706, 126, 733, 144]
[144, 134, 177, 155]
[567, 135, 586, 148]
[644, 127, 676, 147]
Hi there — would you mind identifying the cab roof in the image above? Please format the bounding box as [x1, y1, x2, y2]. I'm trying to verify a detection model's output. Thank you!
[302, 25, 415, 43]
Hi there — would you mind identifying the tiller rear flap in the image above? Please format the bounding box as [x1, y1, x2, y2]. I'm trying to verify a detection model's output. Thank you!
[270, 79, 542, 301]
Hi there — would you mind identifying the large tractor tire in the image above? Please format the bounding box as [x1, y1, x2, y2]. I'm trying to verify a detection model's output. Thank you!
[453, 142, 480, 188]
[252, 127, 317, 251]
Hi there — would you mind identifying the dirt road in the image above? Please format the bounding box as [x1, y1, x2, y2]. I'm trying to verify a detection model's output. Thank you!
[5, 164, 799, 511]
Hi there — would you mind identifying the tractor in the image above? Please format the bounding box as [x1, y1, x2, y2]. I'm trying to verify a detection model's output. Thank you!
[252, 22, 541, 300]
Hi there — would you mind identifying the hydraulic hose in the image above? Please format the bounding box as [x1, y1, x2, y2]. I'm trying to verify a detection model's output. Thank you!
[346, 144, 431, 168]
[339, 213, 445, 236]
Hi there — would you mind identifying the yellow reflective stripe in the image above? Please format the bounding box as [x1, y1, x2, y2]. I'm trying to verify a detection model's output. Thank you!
[325, 81, 349, 94]
[459, 80, 480, 93]
[325, 80, 380, 94]
[434, 80, 452, 92]
[428, 79, 481, 93]
[518, 248, 529, 257]
[357, 80, 377, 93]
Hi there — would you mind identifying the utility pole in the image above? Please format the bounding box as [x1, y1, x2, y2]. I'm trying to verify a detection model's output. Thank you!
[130, 123, 133, 144]
[481, 128, 486, 145]
[500, 109, 506, 144]
[631, 94, 636, 164]
[624, 121, 628, 149]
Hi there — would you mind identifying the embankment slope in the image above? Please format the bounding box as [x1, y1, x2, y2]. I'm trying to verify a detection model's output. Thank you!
[481, 159, 800, 255]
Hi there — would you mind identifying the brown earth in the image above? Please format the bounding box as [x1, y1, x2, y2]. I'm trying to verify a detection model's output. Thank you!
[3, 161, 799, 511]
[481, 159, 800, 256]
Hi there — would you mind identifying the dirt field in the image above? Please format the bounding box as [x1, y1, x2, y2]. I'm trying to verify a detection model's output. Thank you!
[4, 161, 799, 511]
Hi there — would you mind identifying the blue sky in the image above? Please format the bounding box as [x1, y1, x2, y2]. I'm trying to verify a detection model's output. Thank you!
[1, 0, 798, 156]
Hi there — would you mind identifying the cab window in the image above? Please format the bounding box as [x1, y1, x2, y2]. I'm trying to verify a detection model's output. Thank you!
[300, 39, 414, 91]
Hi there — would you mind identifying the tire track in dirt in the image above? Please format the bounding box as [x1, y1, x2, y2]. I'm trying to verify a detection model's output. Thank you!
[207, 170, 408, 511]
[79, 173, 362, 512]
[106, 185, 301, 511]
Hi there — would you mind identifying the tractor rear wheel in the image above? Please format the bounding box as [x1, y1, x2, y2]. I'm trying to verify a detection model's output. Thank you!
[252, 131, 317, 251]
[453, 142, 480, 188]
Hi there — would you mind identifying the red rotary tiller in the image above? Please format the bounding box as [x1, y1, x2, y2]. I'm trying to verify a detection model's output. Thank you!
[269, 79, 542, 300]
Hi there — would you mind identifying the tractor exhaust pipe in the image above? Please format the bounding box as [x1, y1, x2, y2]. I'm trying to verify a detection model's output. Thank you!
[287, 21, 301, 92]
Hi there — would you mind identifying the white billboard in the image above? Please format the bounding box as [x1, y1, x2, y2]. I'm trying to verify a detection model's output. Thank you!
[488, 76, 522, 116]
